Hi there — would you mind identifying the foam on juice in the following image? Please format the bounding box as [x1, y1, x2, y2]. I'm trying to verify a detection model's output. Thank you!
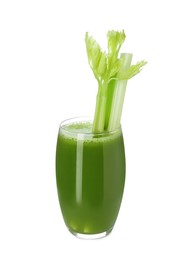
[60, 121, 121, 143]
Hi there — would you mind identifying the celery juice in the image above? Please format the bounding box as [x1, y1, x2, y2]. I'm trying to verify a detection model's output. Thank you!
[56, 118, 125, 236]
[55, 30, 146, 238]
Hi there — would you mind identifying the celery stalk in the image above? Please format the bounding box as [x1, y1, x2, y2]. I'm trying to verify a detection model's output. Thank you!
[104, 78, 116, 130]
[108, 53, 132, 131]
[85, 30, 147, 133]
[93, 89, 107, 132]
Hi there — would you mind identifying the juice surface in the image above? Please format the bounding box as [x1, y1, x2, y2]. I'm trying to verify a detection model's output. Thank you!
[56, 122, 125, 234]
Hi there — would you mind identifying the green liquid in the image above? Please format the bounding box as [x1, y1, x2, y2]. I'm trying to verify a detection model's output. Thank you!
[56, 122, 125, 235]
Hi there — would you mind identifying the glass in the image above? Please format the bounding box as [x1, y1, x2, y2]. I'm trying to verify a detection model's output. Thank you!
[56, 117, 125, 239]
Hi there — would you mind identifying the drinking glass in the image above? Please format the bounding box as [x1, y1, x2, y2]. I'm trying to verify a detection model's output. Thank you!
[56, 117, 125, 239]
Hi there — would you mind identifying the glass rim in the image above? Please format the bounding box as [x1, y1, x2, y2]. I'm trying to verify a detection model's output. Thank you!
[59, 116, 121, 136]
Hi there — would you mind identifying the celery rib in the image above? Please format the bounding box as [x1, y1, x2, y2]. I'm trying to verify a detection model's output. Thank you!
[108, 53, 132, 131]
[92, 91, 107, 133]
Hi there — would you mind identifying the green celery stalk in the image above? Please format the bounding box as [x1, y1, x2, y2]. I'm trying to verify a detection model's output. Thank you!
[108, 53, 132, 131]
[92, 88, 107, 132]
[104, 78, 116, 130]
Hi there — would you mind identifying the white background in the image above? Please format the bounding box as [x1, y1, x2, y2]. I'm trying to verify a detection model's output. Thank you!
[0, 0, 181, 259]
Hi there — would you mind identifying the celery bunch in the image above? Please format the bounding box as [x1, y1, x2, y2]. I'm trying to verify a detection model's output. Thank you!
[85, 30, 146, 133]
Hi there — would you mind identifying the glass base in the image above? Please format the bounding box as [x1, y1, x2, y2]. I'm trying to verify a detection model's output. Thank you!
[69, 228, 113, 240]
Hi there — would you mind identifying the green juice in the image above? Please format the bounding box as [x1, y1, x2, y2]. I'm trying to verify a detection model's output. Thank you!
[56, 120, 125, 235]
